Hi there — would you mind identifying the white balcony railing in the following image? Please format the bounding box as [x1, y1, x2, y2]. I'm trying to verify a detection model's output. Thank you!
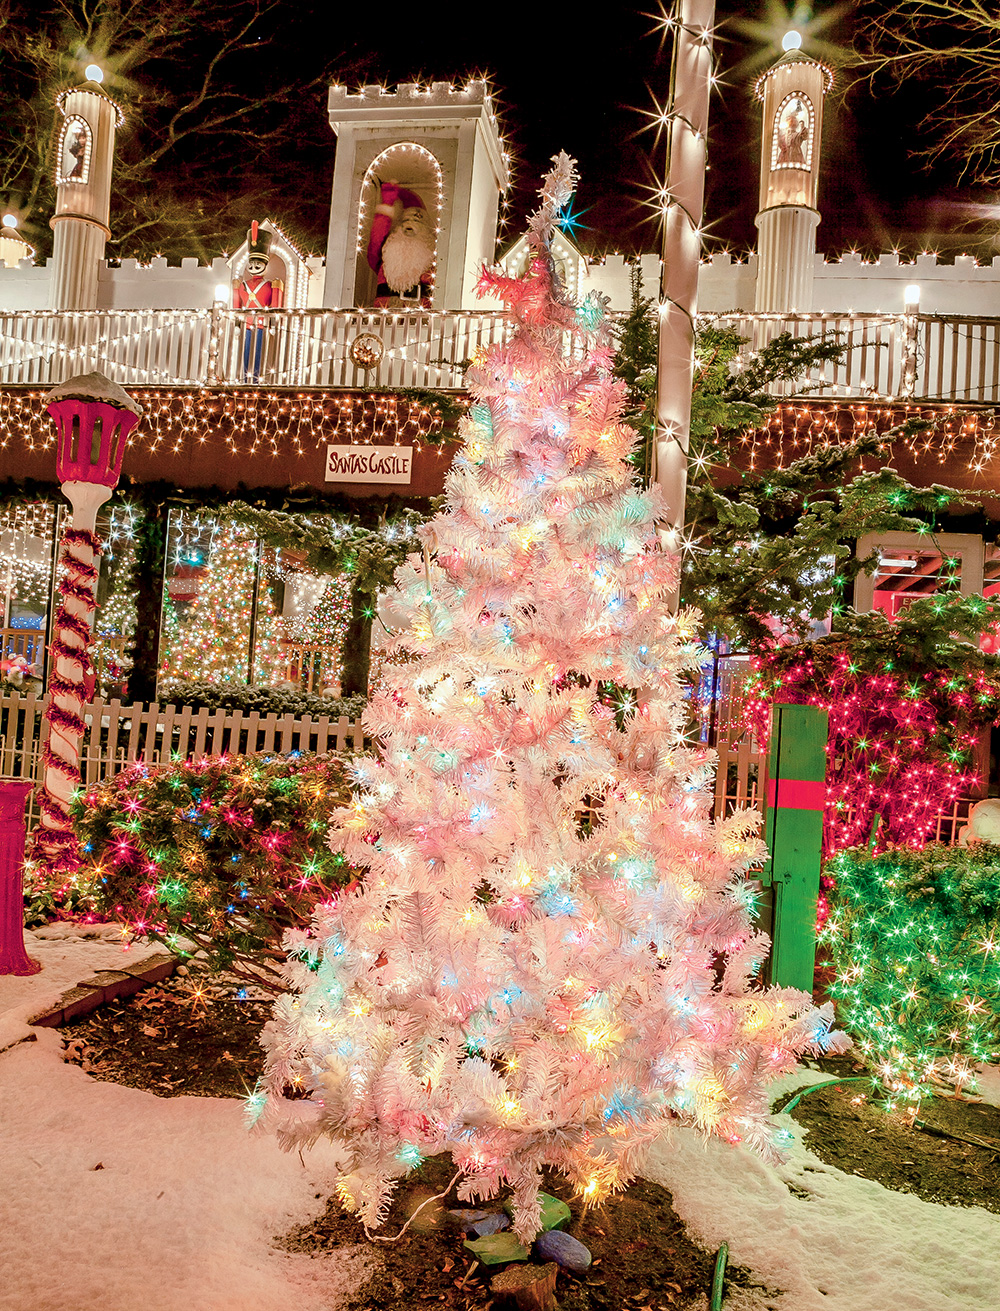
[707, 311, 1000, 404]
[0, 308, 513, 391]
[2, 306, 1000, 400]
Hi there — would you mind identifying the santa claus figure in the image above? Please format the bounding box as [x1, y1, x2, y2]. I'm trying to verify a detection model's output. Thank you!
[233, 222, 283, 382]
[367, 181, 434, 308]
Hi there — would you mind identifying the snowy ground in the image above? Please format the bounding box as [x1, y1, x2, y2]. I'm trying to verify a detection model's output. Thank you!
[647, 1068, 1000, 1311]
[2, 926, 998, 1311]
[1, 927, 372, 1311]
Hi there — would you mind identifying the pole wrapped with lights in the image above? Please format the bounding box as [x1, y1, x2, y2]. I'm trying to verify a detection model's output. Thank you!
[656, 0, 716, 539]
[31, 372, 142, 873]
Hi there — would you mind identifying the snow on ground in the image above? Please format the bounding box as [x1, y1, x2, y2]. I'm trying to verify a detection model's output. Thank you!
[647, 1070, 1000, 1311]
[0, 1033, 370, 1311]
[4, 933, 999, 1311]
[0, 923, 136, 1052]
[0, 927, 371, 1311]
[975, 1062, 1000, 1108]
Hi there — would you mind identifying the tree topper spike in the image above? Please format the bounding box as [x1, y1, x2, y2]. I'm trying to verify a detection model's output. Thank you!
[528, 152, 579, 247]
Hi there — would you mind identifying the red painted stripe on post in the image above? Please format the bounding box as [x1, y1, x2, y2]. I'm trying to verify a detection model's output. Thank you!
[766, 777, 826, 811]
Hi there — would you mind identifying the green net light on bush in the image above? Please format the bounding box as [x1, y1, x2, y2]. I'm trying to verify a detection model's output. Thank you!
[72, 752, 356, 990]
[820, 843, 1000, 1107]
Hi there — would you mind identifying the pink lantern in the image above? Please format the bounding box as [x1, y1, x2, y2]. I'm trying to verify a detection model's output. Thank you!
[46, 372, 142, 492]
[49, 399, 138, 487]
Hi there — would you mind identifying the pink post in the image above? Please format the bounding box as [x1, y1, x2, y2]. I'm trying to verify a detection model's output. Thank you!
[0, 779, 40, 975]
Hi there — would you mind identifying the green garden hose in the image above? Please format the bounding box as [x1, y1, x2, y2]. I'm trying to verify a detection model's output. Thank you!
[773, 1076, 873, 1115]
[710, 1242, 729, 1311]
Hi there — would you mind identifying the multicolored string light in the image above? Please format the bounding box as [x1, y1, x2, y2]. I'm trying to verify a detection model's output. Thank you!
[73, 753, 355, 991]
[746, 608, 1000, 859]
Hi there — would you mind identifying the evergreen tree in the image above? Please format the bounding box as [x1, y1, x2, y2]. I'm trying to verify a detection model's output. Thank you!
[257, 157, 844, 1241]
[611, 301, 975, 649]
[164, 522, 278, 685]
[611, 261, 657, 480]
[274, 570, 353, 695]
[92, 533, 138, 697]
[222, 504, 427, 696]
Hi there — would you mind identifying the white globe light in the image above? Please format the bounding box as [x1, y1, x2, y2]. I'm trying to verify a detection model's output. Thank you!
[904, 284, 921, 305]
[1, 213, 18, 229]
[782, 31, 802, 51]
[84, 64, 104, 83]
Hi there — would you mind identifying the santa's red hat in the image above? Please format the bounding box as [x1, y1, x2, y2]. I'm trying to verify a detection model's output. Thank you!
[396, 187, 425, 213]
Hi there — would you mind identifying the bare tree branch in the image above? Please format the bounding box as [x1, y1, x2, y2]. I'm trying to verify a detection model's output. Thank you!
[0, 0, 369, 260]
[852, 1, 1000, 185]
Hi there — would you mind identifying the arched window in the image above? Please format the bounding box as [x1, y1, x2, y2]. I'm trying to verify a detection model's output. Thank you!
[771, 93, 814, 172]
[56, 115, 92, 186]
[354, 142, 444, 307]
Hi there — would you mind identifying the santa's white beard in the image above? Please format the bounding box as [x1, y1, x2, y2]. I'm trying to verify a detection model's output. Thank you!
[381, 227, 434, 294]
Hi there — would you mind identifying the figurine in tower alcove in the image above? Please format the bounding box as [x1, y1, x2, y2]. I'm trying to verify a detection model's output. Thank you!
[367, 181, 434, 308]
[232, 222, 284, 382]
[775, 95, 810, 168]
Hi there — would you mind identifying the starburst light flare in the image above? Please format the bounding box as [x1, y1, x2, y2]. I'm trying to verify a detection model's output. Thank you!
[257, 153, 846, 1242]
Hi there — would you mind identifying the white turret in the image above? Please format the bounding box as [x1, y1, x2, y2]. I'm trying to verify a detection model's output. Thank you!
[49, 73, 123, 310]
[753, 34, 833, 313]
[322, 80, 509, 310]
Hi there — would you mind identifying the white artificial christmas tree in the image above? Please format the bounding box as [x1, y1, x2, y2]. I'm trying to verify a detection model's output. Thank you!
[257, 156, 845, 1240]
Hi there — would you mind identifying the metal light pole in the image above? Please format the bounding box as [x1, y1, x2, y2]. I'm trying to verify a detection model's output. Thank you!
[656, 0, 716, 543]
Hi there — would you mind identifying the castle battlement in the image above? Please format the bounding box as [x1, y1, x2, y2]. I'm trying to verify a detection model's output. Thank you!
[329, 80, 492, 110]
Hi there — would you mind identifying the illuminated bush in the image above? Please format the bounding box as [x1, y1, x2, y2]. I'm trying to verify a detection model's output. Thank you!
[745, 596, 1000, 856]
[73, 753, 356, 991]
[820, 843, 1000, 1105]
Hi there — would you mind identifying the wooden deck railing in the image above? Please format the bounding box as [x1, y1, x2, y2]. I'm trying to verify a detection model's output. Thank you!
[0, 307, 513, 391]
[0, 627, 45, 673]
[712, 720, 976, 844]
[705, 310, 1000, 403]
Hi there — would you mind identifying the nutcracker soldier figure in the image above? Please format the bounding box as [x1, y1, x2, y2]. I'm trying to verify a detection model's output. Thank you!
[232, 222, 283, 382]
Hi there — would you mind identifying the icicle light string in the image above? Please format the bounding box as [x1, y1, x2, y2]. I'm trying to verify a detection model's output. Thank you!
[738, 402, 1000, 472]
[0, 388, 463, 460]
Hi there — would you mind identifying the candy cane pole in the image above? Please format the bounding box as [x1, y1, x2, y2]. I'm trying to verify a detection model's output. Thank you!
[30, 374, 142, 873]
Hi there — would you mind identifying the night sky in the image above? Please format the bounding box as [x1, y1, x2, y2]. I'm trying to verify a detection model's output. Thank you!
[19, 3, 985, 265]
[292, 2, 992, 264]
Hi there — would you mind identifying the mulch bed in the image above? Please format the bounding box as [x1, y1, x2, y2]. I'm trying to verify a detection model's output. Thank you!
[58, 975, 1000, 1306]
[59, 969, 271, 1099]
[58, 970, 770, 1308]
[278, 1153, 770, 1310]
[788, 1056, 1000, 1214]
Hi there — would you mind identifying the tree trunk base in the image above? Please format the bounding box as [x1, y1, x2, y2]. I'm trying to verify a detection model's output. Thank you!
[491, 1261, 559, 1311]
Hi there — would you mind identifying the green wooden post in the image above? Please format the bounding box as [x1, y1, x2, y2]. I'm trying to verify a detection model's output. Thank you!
[761, 703, 828, 993]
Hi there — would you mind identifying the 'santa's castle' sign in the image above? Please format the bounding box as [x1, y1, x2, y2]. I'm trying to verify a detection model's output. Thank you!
[325, 444, 413, 484]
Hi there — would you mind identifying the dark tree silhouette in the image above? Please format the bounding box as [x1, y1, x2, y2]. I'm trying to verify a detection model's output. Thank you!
[853, 1, 1000, 187]
[0, 0, 369, 260]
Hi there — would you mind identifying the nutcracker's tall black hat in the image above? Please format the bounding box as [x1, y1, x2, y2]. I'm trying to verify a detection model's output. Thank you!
[246, 221, 272, 263]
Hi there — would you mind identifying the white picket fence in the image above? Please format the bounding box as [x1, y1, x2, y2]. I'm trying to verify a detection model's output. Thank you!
[0, 692, 366, 826]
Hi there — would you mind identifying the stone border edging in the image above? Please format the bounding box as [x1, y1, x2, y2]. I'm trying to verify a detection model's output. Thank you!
[28, 951, 177, 1027]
